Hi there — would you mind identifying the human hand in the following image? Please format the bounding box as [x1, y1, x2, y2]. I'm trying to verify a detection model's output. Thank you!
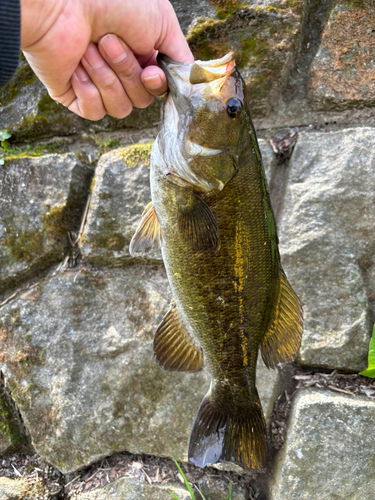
[20, 0, 194, 120]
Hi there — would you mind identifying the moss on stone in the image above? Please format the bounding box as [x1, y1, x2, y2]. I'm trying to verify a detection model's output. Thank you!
[117, 142, 153, 169]
[42, 205, 69, 242]
[2, 231, 44, 264]
[0, 64, 36, 106]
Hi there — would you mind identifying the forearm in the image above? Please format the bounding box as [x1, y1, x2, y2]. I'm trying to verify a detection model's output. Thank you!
[0, 0, 21, 88]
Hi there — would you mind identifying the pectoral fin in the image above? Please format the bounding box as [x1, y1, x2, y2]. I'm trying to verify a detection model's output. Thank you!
[129, 202, 162, 257]
[154, 302, 204, 372]
[178, 191, 220, 253]
[260, 270, 303, 369]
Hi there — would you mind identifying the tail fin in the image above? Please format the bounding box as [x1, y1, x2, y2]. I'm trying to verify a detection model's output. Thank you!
[188, 388, 267, 471]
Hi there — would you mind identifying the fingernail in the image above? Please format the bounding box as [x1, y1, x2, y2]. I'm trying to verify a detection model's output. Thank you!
[75, 65, 90, 82]
[100, 34, 127, 64]
[143, 74, 163, 90]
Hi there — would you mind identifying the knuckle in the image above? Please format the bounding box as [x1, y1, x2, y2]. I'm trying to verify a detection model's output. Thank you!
[99, 75, 121, 92]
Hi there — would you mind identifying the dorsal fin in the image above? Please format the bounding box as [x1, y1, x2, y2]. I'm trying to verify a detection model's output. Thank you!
[154, 302, 204, 372]
[129, 202, 162, 257]
[260, 270, 303, 369]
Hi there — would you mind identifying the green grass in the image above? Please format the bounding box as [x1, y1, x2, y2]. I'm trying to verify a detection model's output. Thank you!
[168, 460, 232, 500]
[0, 130, 11, 165]
[359, 324, 375, 378]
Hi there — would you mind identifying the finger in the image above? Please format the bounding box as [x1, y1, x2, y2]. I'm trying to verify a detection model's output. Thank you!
[98, 35, 154, 109]
[141, 65, 168, 96]
[82, 43, 134, 118]
[156, 1, 194, 64]
[68, 64, 107, 121]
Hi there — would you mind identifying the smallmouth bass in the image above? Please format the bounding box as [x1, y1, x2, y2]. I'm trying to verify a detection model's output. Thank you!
[130, 52, 303, 471]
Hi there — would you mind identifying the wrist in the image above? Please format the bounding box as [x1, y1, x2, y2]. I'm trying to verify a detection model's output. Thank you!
[20, 0, 65, 48]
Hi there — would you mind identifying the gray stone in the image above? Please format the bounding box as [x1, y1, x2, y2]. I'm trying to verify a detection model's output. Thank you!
[0, 384, 17, 454]
[270, 388, 375, 500]
[308, 1, 375, 111]
[259, 138, 274, 185]
[81, 143, 157, 266]
[76, 477, 246, 500]
[279, 128, 374, 372]
[0, 477, 26, 500]
[170, 0, 217, 34]
[0, 265, 279, 474]
[81, 139, 274, 266]
[0, 477, 49, 500]
[0, 153, 93, 293]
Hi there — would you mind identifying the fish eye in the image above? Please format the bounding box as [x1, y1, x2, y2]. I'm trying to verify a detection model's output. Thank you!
[226, 98, 242, 118]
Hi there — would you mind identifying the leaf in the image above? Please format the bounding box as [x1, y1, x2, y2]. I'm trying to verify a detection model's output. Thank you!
[0, 130, 11, 141]
[0, 157, 4, 166]
[226, 481, 232, 500]
[359, 324, 375, 378]
[1, 140, 9, 152]
[168, 491, 182, 500]
[173, 460, 196, 500]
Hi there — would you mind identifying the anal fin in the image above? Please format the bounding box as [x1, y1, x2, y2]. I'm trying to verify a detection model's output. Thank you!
[261, 269, 303, 369]
[177, 190, 220, 253]
[129, 202, 161, 257]
[154, 302, 204, 372]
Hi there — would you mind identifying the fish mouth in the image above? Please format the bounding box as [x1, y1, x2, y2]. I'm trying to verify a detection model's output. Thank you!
[157, 52, 236, 107]
[157, 52, 235, 85]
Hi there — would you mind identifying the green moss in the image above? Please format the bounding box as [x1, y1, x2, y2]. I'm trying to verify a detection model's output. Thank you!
[117, 142, 153, 169]
[37, 93, 64, 115]
[90, 232, 126, 252]
[42, 205, 67, 241]
[1, 231, 44, 264]
[0, 64, 36, 106]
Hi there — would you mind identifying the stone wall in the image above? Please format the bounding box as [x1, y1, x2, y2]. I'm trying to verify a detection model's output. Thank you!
[1, 0, 375, 498]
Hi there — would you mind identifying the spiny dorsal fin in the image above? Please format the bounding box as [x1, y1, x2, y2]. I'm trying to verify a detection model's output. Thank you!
[177, 191, 220, 253]
[261, 269, 303, 369]
[154, 302, 204, 372]
[129, 202, 162, 257]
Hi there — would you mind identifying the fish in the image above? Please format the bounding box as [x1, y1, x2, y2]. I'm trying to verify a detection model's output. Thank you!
[130, 52, 303, 471]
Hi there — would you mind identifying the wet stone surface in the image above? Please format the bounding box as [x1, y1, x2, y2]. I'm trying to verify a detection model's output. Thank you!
[270, 388, 375, 500]
[279, 127, 375, 372]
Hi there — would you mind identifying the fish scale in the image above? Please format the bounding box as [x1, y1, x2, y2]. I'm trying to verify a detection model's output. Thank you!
[130, 52, 303, 471]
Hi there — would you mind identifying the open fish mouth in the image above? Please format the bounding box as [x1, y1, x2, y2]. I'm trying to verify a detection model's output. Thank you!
[157, 52, 235, 85]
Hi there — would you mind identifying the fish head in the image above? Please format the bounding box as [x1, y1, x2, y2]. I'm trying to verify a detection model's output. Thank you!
[157, 52, 249, 192]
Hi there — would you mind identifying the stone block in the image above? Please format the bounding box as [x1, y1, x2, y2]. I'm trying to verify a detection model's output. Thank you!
[0, 265, 279, 474]
[308, 0, 375, 110]
[270, 388, 375, 500]
[279, 128, 375, 372]
[0, 153, 93, 293]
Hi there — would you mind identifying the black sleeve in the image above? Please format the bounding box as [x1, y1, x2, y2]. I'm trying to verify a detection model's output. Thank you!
[0, 0, 21, 89]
